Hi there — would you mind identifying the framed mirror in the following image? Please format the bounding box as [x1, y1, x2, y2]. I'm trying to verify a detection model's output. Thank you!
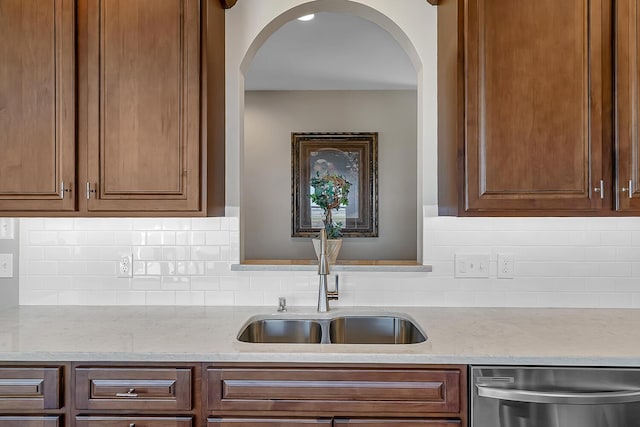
[292, 132, 378, 237]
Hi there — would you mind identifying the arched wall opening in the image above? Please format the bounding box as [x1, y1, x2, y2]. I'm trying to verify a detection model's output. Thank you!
[227, 0, 435, 264]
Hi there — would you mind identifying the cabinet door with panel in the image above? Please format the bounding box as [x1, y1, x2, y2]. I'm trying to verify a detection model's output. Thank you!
[616, 0, 640, 211]
[440, 0, 610, 214]
[75, 416, 192, 427]
[0, 416, 60, 427]
[334, 421, 460, 427]
[80, 0, 201, 212]
[208, 419, 332, 427]
[206, 364, 467, 427]
[0, 0, 76, 212]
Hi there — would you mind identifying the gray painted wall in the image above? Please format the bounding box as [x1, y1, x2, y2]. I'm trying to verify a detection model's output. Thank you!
[243, 90, 417, 261]
[0, 219, 19, 307]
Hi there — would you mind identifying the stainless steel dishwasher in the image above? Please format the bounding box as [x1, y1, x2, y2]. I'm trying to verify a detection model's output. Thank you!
[471, 366, 640, 427]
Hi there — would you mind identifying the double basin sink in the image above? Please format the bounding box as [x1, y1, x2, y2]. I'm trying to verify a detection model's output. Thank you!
[237, 312, 427, 344]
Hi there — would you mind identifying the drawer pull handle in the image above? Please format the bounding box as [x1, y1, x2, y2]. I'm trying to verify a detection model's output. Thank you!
[115, 388, 138, 398]
[129, 424, 135, 427]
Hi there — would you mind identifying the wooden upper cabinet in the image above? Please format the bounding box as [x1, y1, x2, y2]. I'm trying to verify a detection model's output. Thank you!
[81, 0, 201, 212]
[0, 0, 76, 212]
[465, 0, 607, 213]
[439, 0, 611, 215]
[616, 0, 640, 211]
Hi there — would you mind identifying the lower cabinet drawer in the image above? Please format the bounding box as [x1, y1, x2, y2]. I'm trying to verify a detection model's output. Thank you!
[75, 367, 192, 411]
[0, 416, 60, 427]
[334, 420, 460, 427]
[75, 416, 192, 427]
[208, 418, 332, 426]
[208, 367, 462, 415]
[0, 367, 62, 410]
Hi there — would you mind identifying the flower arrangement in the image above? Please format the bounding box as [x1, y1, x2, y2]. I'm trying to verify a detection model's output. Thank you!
[309, 172, 351, 239]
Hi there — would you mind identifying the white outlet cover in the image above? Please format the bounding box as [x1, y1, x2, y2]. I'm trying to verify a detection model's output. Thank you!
[118, 254, 133, 278]
[497, 253, 515, 279]
[0, 219, 15, 240]
[0, 254, 13, 278]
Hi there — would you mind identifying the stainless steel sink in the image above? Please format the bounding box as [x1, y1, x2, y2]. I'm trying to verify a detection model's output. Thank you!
[329, 315, 427, 344]
[237, 313, 427, 344]
[237, 319, 322, 343]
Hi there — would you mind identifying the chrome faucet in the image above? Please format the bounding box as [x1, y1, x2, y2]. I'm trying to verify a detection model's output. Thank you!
[317, 229, 339, 312]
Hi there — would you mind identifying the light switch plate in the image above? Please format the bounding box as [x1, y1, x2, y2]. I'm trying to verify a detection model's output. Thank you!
[455, 253, 490, 278]
[0, 254, 13, 278]
[0, 219, 15, 240]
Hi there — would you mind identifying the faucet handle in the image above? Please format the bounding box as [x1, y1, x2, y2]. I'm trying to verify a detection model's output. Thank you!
[277, 297, 287, 312]
[327, 274, 339, 301]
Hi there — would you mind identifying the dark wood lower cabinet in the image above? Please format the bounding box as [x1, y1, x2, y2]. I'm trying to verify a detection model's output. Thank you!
[0, 363, 467, 427]
[75, 416, 192, 427]
[0, 416, 60, 427]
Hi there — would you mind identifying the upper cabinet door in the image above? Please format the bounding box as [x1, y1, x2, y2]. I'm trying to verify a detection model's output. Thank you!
[616, 0, 640, 211]
[0, 0, 76, 212]
[83, 0, 201, 212]
[464, 0, 607, 213]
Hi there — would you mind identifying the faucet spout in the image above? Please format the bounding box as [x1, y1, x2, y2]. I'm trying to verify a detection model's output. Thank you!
[317, 229, 338, 312]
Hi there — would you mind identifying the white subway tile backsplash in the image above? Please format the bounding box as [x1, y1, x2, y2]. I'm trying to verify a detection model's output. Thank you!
[204, 290, 234, 305]
[116, 291, 147, 305]
[161, 276, 191, 291]
[131, 277, 161, 290]
[146, 291, 176, 305]
[191, 276, 220, 290]
[175, 291, 205, 305]
[206, 231, 230, 245]
[17, 215, 640, 307]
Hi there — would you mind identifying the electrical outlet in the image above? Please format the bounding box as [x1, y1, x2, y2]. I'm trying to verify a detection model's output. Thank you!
[497, 253, 515, 279]
[118, 254, 133, 278]
[0, 254, 13, 278]
[0, 219, 14, 240]
[455, 253, 490, 278]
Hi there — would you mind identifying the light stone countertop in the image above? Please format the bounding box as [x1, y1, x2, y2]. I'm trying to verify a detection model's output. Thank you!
[0, 305, 639, 366]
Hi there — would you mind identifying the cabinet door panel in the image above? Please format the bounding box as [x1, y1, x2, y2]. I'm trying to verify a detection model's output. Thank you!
[616, 0, 640, 211]
[334, 421, 459, 427]
[208, 419, 332, 427]
[84, 0, 201, 212]
[0, 367, 61, 410]
[75, 367, 192, 411]
[0, 417, 59, 427]
[465, 0, 606, 212]
[208, 367, 461, 415]
[0, 0, 75, 211]
[76, 417, 192, 427]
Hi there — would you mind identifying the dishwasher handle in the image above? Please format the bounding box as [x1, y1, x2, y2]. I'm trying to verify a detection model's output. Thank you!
[477, 385, 640, 405]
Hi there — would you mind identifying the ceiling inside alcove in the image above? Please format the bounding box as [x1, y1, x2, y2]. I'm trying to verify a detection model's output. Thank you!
[244, 12, 417, 90]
